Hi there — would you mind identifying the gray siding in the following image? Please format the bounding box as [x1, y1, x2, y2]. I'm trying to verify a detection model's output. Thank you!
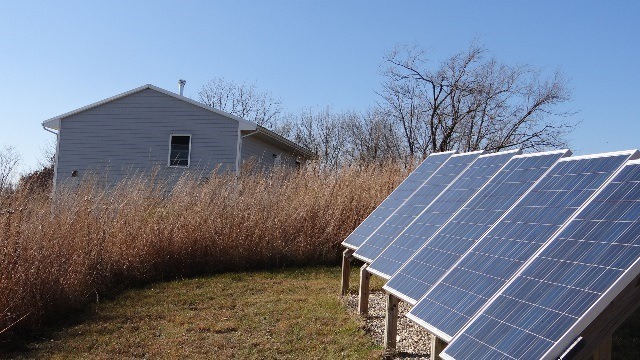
[241, 135, 299, 170]
[56, 88, 239, 187]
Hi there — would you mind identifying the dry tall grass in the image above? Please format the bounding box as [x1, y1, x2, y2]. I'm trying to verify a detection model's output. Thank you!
[0, 162, 406, 346]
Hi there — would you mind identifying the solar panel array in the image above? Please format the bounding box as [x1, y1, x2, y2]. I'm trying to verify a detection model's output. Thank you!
[407, 151, 636, 342]
[384, 150, 570, 303]
[443, 157, 640, 360]
[368, 150, 520, 279]
[342, 151, 454, 250]
[354, 151, 482, 262]
[341, 148, 640, 358]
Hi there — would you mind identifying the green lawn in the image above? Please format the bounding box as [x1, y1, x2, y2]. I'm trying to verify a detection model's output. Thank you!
[4, 264, 638, 359]
[4, 267, 382, 359]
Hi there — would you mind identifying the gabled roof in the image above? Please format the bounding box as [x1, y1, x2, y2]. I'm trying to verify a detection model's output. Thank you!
[42, 84, 315, 159]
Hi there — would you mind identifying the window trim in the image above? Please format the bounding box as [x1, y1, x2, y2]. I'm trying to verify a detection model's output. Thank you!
[168, 134, 192, 168]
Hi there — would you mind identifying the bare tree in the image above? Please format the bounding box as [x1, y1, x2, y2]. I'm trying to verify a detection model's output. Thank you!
[280, 107, 349, 169]
[342, 108, 404, 164]
[379, 43, 575, 157]
[198, 77, 283, 128]
[197, 77, 407, 168]
[378, 66, 430, 157]
[0, 146, 20, 192]
[279, 107, 405, 168]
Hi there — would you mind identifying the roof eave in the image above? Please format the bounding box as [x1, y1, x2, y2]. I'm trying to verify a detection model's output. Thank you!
[42, 118, 61, 130]
[41, 84, 258, 132]
[255, 126, 317, 159]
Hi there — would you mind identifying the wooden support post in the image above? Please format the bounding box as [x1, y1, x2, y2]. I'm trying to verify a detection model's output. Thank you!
[430, 336, 447, 360]
[341, 249, 354, 296]
[385, 293, 400, 350]
[358, 263, 371, 315]
[592, 333, 612, 360]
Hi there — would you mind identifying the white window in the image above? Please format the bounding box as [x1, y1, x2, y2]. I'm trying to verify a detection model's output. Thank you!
[168, 134, 191, 167]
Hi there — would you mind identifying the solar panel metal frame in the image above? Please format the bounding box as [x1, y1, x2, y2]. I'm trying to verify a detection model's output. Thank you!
[366, 149, 521, 279]
[407, 149, 639, 343]
[383, 149, 571, 304]
[341, 150, 456, 250]
[353, 150, 485, 263]
[442, 152, 640, 360]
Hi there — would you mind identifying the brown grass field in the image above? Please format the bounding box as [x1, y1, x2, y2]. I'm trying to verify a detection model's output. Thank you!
[0, 162, 406, 348]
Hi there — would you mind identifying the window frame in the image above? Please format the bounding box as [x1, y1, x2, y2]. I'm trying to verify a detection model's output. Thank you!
[168, 134, 192, 168]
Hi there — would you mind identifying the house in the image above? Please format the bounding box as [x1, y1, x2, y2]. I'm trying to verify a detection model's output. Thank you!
[42, 83, 315, 189]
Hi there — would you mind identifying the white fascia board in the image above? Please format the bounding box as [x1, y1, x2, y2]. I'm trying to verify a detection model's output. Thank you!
[41, 84, 258, 132]
[239, 121, 257, 131]
[255, 126, 316, 158]
[42, 118, 61, 130]
[42, 84, 154, 130]
[149, 85, 257, 130]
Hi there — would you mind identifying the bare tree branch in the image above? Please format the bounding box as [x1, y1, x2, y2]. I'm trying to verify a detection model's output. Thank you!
[378, 43, 576, 157]
[198, 77, 283, 128]
[0, 146, 20, 193]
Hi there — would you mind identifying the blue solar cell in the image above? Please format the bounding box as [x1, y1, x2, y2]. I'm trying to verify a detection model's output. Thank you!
[408, 151, 636, 343]
[367, 151, 519, 277]
[384, 150, 569, 303]
[342, 151, 454, 250]
[354, 151, 483, 262]
[443, 158, 640, 360]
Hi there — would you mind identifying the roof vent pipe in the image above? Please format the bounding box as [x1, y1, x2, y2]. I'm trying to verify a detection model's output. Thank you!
[178, 79, 186, 96]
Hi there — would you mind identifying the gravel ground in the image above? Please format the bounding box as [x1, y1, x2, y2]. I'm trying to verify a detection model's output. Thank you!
[343, 291, 432, 359]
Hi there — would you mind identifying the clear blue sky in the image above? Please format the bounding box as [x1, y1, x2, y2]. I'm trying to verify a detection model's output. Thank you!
[1, 1, 639, 174]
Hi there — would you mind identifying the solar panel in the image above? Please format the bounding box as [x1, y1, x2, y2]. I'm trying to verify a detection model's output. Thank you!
[443, 154, 640, 360]
[407, 150, 638, 343]
[342, 151, 454, 250]
[368, 150, 521, 279]
[353, 151, 483, 262]
[384, 150, 570, 304]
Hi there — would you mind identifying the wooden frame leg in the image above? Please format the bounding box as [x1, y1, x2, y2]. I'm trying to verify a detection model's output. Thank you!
[592, 333, 612, 360]
[341, 249, 354, 296]
[430, 336, 447, 360]
[358, 263, 371, 315]
[385, 293, 399, 349]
